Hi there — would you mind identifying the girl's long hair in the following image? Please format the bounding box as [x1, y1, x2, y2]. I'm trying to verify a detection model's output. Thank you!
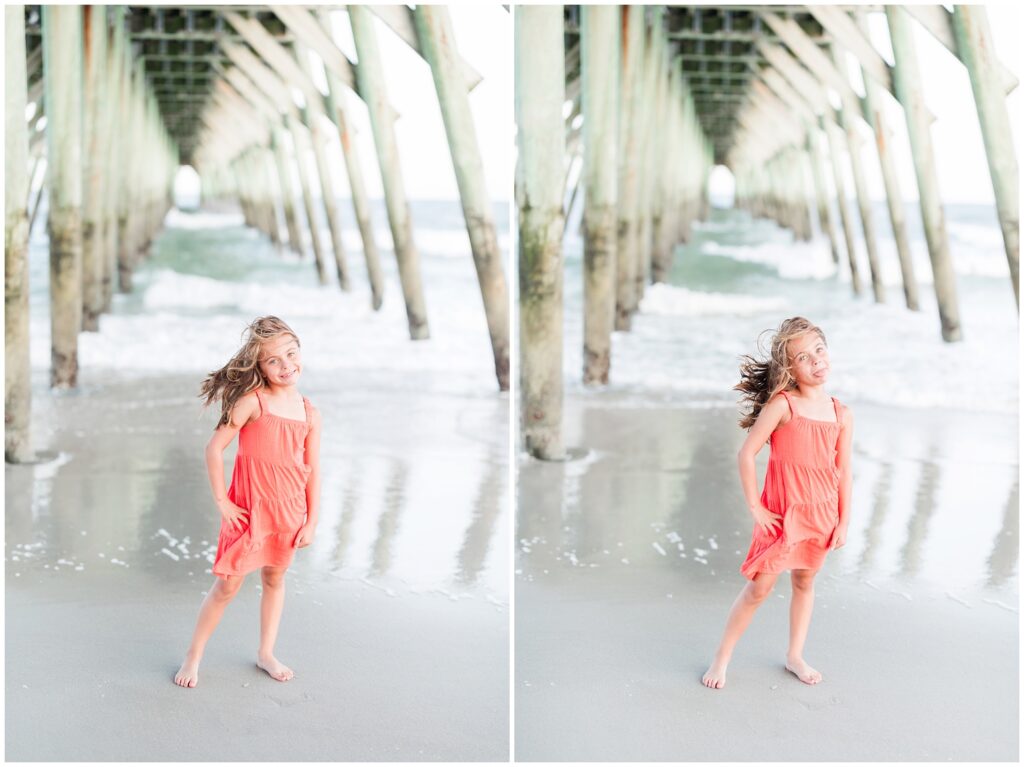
[735, 317, 826, 429]
[199, 316, 300, 428]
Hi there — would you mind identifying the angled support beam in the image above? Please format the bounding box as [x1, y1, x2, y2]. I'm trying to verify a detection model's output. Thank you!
[952, 6, 1019, 307]
[887, 6, 962, 341]
[830, 43, 885, 303]
[413, 5, 510, 389]
[314, 8, 385, 311]
[905, 5, 1018, 95]
[367, 5, 483, 90]
[221, 10, 324, 113]
[854, 11, 919, 310]
[269, 5, 361, 97]
[294, 39, 351, 291]
[350, 4, 430, 340]
[806, 6, 894, 96]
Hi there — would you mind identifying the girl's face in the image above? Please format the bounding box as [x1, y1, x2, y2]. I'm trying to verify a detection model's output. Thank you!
[258, 334, 302, 388]
[787, 332, 829, 386]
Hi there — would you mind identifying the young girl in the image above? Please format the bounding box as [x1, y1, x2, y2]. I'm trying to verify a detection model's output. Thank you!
[174, 316, 322, 688]
[702, 317, 853, 690]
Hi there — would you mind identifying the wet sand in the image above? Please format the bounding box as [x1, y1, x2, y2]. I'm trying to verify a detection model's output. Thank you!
[515, 396, 1018, 761]
[6, 371, 509, 762]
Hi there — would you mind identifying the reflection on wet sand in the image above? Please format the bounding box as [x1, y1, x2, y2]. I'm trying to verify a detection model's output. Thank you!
[456, 444, 507, 586]
[329, 457, 362, 570]
[369, 460, 410, 579]
[6, 376, 509, 603]
[899, 450, 941, 579]
[987, 480, 1019, 589]
[518, 399, 1018, 596]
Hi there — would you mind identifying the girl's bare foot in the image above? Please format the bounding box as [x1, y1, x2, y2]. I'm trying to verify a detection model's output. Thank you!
[256, 654, 294, 682]
[785, 656, 822, 685]
[702, 661, 728, 689]
[174, 655, 200, 688]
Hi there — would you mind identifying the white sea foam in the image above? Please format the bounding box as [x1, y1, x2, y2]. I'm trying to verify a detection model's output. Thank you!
[28, 205, 505, 398]
[561, 205, 1017, 415]
[639, 283, 788, 317]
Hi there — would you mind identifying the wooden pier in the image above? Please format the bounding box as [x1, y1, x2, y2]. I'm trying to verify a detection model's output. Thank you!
[5, 5, 511, 464]
[517, 5, 1019, 459]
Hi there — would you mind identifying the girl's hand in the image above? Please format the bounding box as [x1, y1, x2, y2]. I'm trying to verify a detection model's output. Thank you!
[294, 522, 316, 549]
[830, 523, 849, 550]
[751, 503, 783, 536]
[217, 499, 250, 531]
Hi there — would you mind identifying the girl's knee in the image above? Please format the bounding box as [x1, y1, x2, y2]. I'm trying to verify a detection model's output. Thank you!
[791, 569, 818, 591]
[746, 580, 774, 603]
[214, 575, 243, 600]
[261, 567, 287, 589]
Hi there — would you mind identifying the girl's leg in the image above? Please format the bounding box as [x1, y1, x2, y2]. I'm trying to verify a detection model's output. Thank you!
[786, 568, 822, 684]
[174, 574, 245, 688]
[256, 565, 294, 681]
[702, 571, 780, 689]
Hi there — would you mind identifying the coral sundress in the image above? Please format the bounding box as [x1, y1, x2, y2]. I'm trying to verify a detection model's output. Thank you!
[212, 388, 314, 578]
[740, 390, 843, 580]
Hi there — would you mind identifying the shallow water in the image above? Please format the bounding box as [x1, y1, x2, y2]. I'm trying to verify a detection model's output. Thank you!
[561, 203, 1019, 414]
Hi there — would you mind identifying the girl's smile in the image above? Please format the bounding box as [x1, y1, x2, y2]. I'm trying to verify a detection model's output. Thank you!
[259, 336, 302, 387]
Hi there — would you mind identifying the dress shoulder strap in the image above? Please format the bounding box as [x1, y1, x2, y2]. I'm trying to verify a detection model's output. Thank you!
[302, 396, 313, 425]
[778, 389, 794, 417]
[252, 387, 264, 417]
[831, 396, 841, 422]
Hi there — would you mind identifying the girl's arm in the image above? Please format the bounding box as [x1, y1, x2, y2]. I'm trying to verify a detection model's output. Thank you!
[832, 405, 855, 548]
[737, 395, 786, 534]
[295, 407, 322, 548]
[206, 393, 258, 529]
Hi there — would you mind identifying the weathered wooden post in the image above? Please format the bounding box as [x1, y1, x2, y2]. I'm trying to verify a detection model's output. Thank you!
[271, 127, 304, 256]
[580, 5, 619, 385]
[293, 41, 350, 291]
[854, 13, 919, 310]
[313, 8, 384, 310]
[287, 114, 329, 286]
[823, 114, 862, 295]
[887, 6, 962, 341]
[634, 11, 664, 309]
[652, 67, 681, 282]
[81, 5, 107, 331]
[261, 148, 284, 252]
[615, 5, 643, 331]
[412, 5, 511, 390]
[516, 5, 564, 460]
[43, 5, 84, 387]
[649, 32, 674, 279]
[806, 126, 840, 263]
[116, 55, 138, 292]
[349, 5, 429, 340]
[6, 5, 33, 462]
[328, 90, 385, 308]
[100, 6, 125, 311]
[952, 6, 1019, 307]
[831, 46, 884, 302]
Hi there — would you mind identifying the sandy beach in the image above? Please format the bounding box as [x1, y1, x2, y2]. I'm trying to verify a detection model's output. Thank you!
[6, 371, 509, 762]
[515, 395, 1018, 761]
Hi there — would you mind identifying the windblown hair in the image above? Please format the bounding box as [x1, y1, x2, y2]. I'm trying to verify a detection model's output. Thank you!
[199, 316, 300, 429]
[735, 316, 827, 430]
